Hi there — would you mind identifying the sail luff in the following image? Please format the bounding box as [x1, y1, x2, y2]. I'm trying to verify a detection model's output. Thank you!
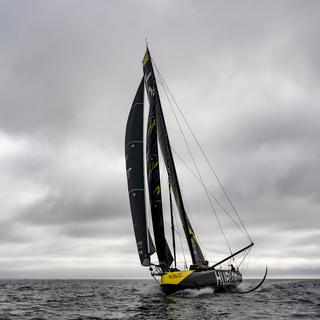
[143, 48, 206, 267]
[125, 78, 151, 266]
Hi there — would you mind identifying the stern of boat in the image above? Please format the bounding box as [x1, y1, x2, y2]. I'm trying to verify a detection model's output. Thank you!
[160, 269, 242, 295]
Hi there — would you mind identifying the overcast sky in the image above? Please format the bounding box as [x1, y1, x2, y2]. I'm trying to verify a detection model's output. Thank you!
[0, 0, 319, 279]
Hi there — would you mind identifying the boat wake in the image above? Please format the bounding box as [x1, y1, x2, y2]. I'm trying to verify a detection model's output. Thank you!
[138, 284, 216, 297]
[174, 287, 215, 297]
[138, 283, 163, 296]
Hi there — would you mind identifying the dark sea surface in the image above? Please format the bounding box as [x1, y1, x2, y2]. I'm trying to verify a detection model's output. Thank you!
[0, 279, 319, 319]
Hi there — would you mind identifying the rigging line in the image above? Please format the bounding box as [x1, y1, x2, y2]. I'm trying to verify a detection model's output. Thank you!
[157, 72, 252, 243]
[172, 200, 187, 267]
[241, 247, 252, 275]
[153, 61, 252, 243]
[238, 247, 251, 274]
[168, 179, 177, 268]
[151, 272, 160, 285]
[238, 247, 251, 269]
[235, 247, 248, 260]
[166, 126, 184, 136]
[201, 245, 230, 255]
[173, 204, 187, 268]
[171, 146, 250, 240]
[179, 185, 207, 258]
[155, 69, 231, 255]
[232, 252, 240, 271]
[163, 220, 183, 238]
[155, 70, 232, 256]
[163, 184, 188, 269]
[163, 210, 188, 268]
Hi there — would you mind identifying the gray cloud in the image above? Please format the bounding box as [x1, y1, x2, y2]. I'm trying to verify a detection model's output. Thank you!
[0, 0, 319, 278]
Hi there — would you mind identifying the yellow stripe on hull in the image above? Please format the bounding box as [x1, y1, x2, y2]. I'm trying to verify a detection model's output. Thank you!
[160, 270, 194, 285]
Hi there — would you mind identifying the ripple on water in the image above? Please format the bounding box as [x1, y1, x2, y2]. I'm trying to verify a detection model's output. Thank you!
[0, 279, 319, 320]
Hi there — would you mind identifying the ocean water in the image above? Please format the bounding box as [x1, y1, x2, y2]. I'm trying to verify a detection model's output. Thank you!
[0, 279, 319, 319]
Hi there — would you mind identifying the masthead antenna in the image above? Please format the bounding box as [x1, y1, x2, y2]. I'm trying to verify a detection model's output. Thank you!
[145, 38, 148, 48]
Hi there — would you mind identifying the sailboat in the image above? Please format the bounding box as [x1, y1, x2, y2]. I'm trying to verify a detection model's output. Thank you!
[125, 47, 264, 295]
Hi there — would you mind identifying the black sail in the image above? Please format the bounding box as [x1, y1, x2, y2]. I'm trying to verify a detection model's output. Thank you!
[125, 78, 151, 266]
[143, 52, 173, 272]
[143, 48, 206, 266]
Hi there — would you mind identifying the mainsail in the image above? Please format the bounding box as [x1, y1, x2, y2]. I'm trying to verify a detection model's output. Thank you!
[125, 78, 152, 266]
[143, 48, 207, 267]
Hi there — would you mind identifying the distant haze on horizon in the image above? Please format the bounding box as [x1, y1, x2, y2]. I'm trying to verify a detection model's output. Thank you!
[0, 0, 319, 279]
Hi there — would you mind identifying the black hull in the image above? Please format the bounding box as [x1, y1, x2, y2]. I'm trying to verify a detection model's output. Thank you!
[160, 269, 242, 295]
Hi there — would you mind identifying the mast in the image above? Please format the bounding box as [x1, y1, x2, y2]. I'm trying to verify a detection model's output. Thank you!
[143, 47, 207, 267]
